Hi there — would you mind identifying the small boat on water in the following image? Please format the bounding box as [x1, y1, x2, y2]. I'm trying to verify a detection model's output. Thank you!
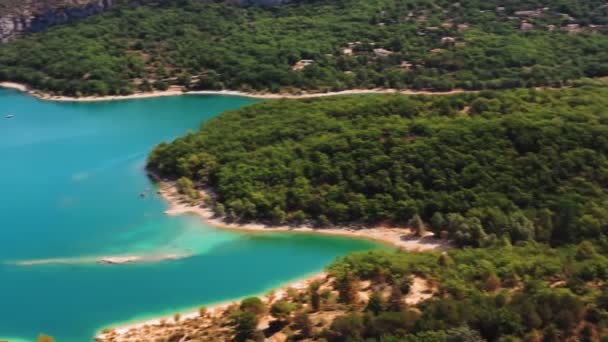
[5, 114, 14, 119]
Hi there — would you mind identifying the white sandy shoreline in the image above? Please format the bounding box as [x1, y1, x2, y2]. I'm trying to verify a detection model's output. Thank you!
[1, 81, 468, 102]
[96, 271, 327, 340]
[94, 182, 448, 339]
[159, 182, 448, 252]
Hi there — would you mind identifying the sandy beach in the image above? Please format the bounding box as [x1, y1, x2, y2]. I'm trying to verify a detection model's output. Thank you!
[159, 182, 449, 253]
[1, 81, 468, 102]
[96, 272, 327, 340]
[0, 82, 28, 92]
[94, 182, 448, 339]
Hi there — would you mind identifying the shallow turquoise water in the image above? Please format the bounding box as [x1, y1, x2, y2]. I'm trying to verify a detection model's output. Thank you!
[0, 90, 380, 341]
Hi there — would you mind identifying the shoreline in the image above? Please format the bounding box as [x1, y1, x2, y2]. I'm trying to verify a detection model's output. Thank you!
[95, 182, 448, 338]
[159, 182, 449, 252]
[0, 81, 469, 102]
[96, 271, 327, 340]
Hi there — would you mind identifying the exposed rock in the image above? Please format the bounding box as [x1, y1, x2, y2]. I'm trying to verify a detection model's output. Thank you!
[399, 61, 413, 70]
[0, 0, 114, 42]
[0, 0, 293, 43]
[373, 48, 393, 58]
[563, 23, 582, 34]
[457, 23, 470, 31]
[514, 9, 542, 17]
[441, 36, 456, 44]
[520, 22, 534, 31]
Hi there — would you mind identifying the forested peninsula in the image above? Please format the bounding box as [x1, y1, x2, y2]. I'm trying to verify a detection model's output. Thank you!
[105, 85, 608, 340]
[148, 86, 608, 247]
[1, 0, 608, 96]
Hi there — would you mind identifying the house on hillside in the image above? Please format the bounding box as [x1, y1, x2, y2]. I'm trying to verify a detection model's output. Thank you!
[373, 48, 393, 58]
[400, 61, 413, 70]
[292, 60, 314, 71]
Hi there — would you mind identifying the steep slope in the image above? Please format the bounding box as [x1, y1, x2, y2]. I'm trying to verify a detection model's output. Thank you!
[0, 0, 295, 43]
[0, 0, 114, 42]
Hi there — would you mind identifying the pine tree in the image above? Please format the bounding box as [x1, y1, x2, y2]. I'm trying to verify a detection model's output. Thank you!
[411, 214, 426, 236]
[484, 273, 501, 292]
[309, 280, 322, 311]
[438, 253, 454, 267]
[294, 311, 313, 338]
[387, 284, 404, 311]
[365, 292, 385, 315]
[336, 272, 359, 305]
[231, 310, 259, 342]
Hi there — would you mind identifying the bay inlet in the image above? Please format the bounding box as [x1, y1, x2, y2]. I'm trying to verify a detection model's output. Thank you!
[0, 89, 380, 341]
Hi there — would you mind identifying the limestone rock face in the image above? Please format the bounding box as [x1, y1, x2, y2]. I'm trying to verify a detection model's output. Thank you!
[0, 0, 294, 43]
[0, 0, 113, 42]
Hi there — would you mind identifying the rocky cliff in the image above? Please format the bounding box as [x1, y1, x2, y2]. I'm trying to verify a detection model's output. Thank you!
[0, 0, 297, 43]
[0, 0, 114, 42]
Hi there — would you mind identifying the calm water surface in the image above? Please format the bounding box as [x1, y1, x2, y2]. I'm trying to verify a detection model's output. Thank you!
[0, 90, 380, 341]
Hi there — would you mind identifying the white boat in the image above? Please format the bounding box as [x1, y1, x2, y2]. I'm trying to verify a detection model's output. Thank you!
[5, 114, 14, 119]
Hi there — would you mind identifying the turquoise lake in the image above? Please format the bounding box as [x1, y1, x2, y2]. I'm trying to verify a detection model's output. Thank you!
[0, 89, 380, 341]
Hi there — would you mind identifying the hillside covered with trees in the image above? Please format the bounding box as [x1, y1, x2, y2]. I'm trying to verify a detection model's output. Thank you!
[100, 242, 608, 341]
[1, 0, 608, 95]
[322, 243, 608, 341]
[148, 86, 608, 247]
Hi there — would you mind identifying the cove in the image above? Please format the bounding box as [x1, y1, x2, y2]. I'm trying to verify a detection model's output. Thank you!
[0, 89, 381, 341]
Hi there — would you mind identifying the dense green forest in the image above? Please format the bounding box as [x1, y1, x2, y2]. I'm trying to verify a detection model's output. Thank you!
[148, 86, 608, 246]
[321, 242, 608, 341]
[1, 0, 608, 95]
[97, 240, 608, 341]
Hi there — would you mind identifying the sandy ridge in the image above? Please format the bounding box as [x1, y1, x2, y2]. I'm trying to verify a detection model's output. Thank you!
[12, 253, 191, 266]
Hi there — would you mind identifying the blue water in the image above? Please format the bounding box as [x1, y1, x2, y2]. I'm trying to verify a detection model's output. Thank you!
[0, 89, 380, 341]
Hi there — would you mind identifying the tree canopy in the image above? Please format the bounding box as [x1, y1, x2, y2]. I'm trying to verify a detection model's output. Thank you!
[1, 0, 608, 95]
[148, 86, 608, 246]
[326, 241, 608, 341]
